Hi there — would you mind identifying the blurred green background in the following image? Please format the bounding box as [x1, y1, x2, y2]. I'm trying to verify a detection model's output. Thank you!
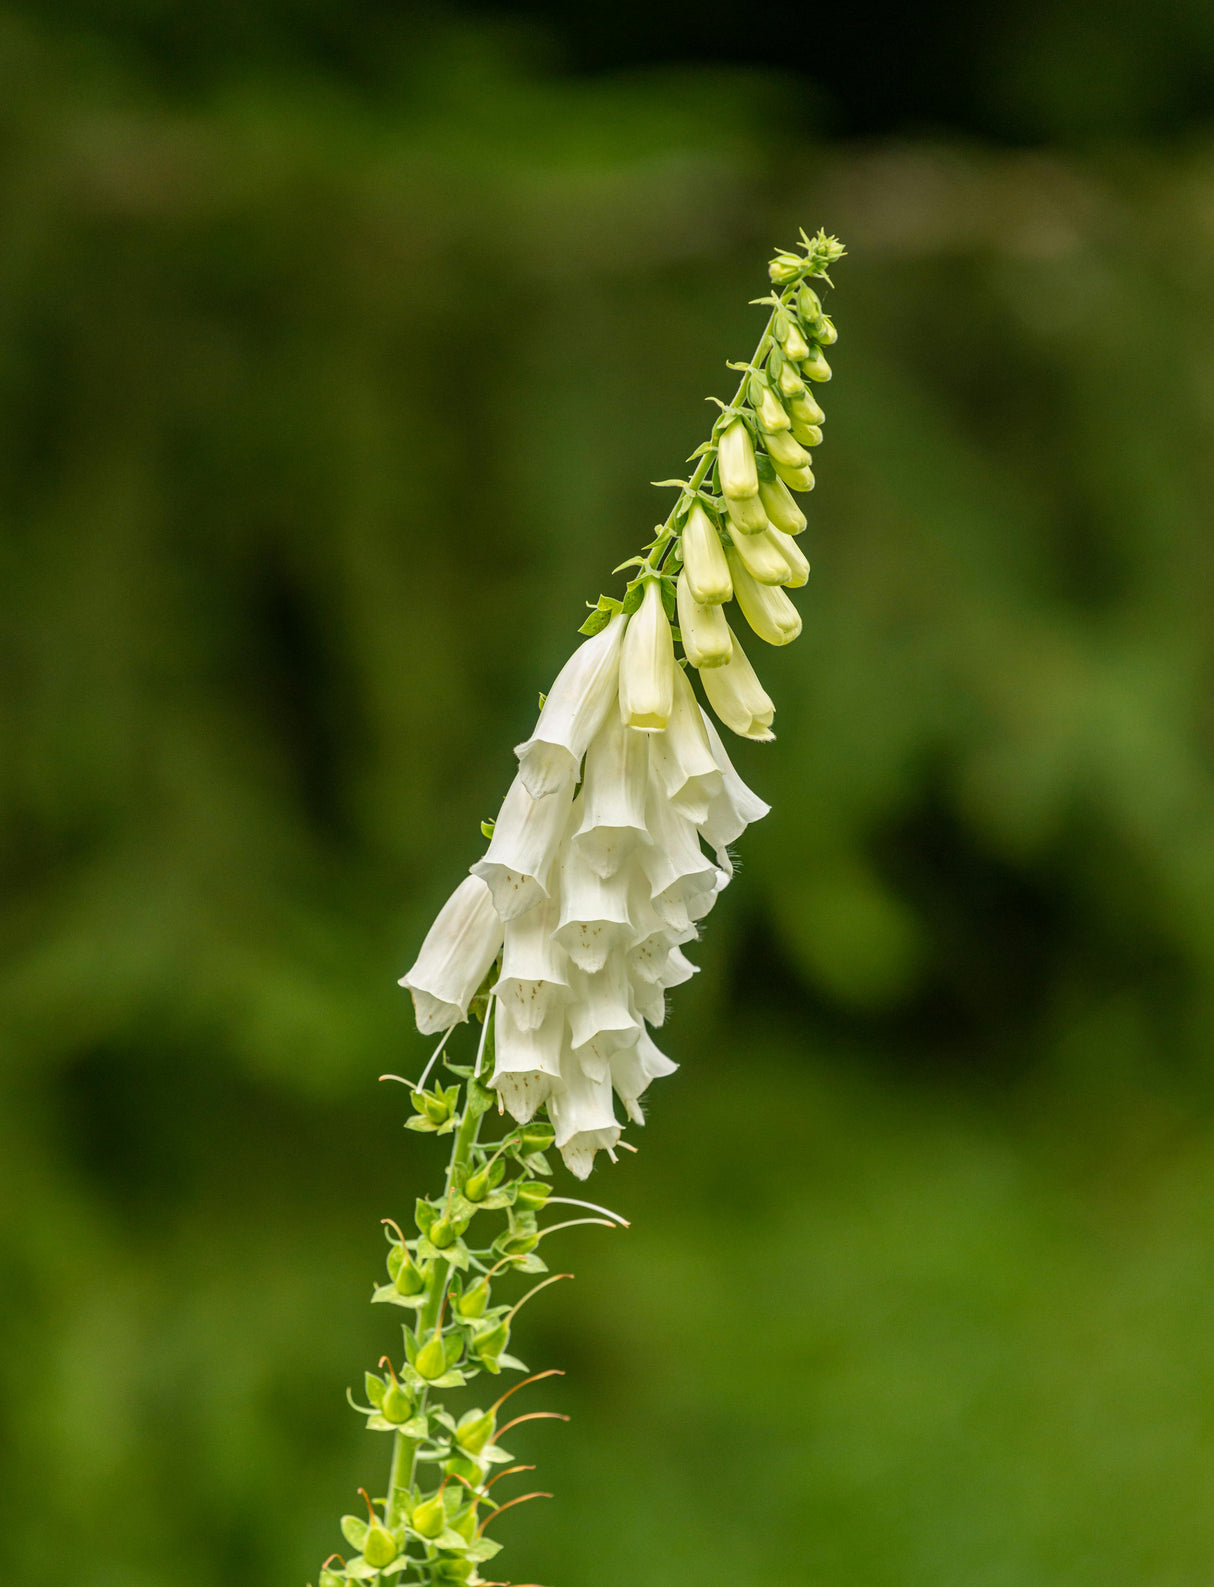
[4, 2, 1214, 1583]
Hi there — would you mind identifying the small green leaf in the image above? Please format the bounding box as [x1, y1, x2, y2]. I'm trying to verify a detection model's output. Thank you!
[371, 1283, 426, 1310]
[429, 1369, 468, 1389]
[365, 1372, 386, 1409]
[466, 1538, 504, 1563]
[341, 1516, 369, 1551]
[480, 818, 495, 839]
[497, 1351, 530, 1373]
[404, 1115, 438, 1134]
[650, 477, 689, 488]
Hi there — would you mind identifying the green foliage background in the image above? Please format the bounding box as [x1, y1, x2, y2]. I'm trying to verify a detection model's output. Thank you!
[4, 7, 1214, 1584]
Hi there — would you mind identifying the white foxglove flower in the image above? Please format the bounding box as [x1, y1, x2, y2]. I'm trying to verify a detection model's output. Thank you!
[608, 1028, 678, 1125]
[491, 998, 565, 1123]
[648, 664, 724, 824]
[676, 569, 732, 670]
[698, 624, 775, 741]
[618, 579, 675, 732]
[398, 875, 505, 1035]
[758, 474, 808, 534]
[727, 549, 803, 645]
[653, 942, 698, 990]
[547, 1056, 620, 1180]
[492, 890, 569, 1032]
[574, 709, 650, 879]
[514, 614, 626, 799]
[698, 709, 771, 850]
[680, 503, 732, 605]
[553, 829, 633, 973]
[641, 788, 721, 928]
[725, 523, 790, 586]
[629, 930, 698, 987]
[768, 528, 809, 587]
[566, 957, 639, 1065]
[470, 773, 573, 921]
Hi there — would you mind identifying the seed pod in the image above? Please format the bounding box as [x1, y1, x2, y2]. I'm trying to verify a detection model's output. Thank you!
[780, 321, 811, 361]
[677, 569, 733, 669]
[520, 1122, 555, 1152]
[515, 1180, 551, 1211]
[768, 528, 810, 587]
[801, 346, 832, 383]
[788, 389, 824, 427]
[364, 1524, 398, 1567]
[389, 1246, 426, 1297]
[757, 476, 807, 536]
[727, 549, 802, 645]
[415, 1336, 448, 1381]
[320, 1567, 345, 1587]
[725, 524, 790, 586]
[680, 501, 732, 604]
[456, 1408, 496, 1455]
[456, 1277, 491, 1320]
[463, 1168, 490, 1202]
[429, 1217, 457, 1250]
[717, 420, 759, 500]
[382, 1379, 414, 1423]
[763, 430, 811, 471]
[473, 1317, 510, 1365]
[411, 1494, 446, 1540]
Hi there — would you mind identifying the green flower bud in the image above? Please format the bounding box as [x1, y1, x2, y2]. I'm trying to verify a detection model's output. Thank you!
[716, 419, 758, 501]
[456, 1408, 496, 1455]
[753, 381, 791, 434]
[757, 476, 807, 536]
[463, 1168, 490, 1202]
[797, 284, 823, 324]
[801, 346, 832, 383]
[769, 528, 810, 588]
[788, 389, 824, 427]
[725, 524, 790, 586]
[727, 549, 802, 646]
[415, 1336, 448, 1381]
[456, 1277, 490, 1319]
[775, 359, 806, 400]
[382, 1379, 414, 1423]
[763, 429, 811, 471]
[677, 569, 733, 670]
[680, 501, 732, 605]
[780, 320, 811, 362]
[769, 252, 803, 283]
[388, 1246, 426, 1297]
[411, 1493, 446, 1540]
[723, 490, 770, 536]
[514, 1180, 551, 1212]
[520, 1122, 555, 1152]
[771, 453, 816, 491]
[791, 419, 823, 448]
[363, 1524, 398, 1568]
[816, 314, 838, 346]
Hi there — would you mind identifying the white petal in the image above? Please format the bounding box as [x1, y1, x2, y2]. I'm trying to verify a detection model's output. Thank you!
[609, 1028, 678, 1124]
[574, 708, 651, 878]
[470, 773, 573, 921]
[492, 891, 569, 1032]
[398, 875, 504, 1035]
[547, 1051, 620, 1179]
[640, 785, 718, 925]
[565, 958, 640, 1061]
[490, 998, 566, 1123]
[514, 614, 626, 799]
[648, 666, 724, 824]
[554, 828, 634, 973]
[698, 708, 771, 848]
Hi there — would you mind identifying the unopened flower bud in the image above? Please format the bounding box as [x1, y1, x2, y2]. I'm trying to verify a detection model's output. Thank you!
[775, 359, 806, 400]
[456, 1277, 491, 1319]
[801, 346, 832, 383]
[723, 490, 770, 535]
[780, 320, 811, 361]
[788, 389, 824, 427]
[364, 1524, 398, 1567]
[763, 430, 812, 471]
[618, 579, 674, 732]
[698, 624, 775, 741]
[816, 314, 838, 346]
[769, 529, 810, 587]
[725, 523, 790, 585]
[716, 419, 759, 501]
[677, 569, 733, 669]
[772, 458, 815, 492]
[753, 381, 790, 434]
[680, 502, 732, 604]
[769, 252, 803, 283]
[797, 283, 823, 324]
[727, 550, 803, 645]
[791, 419, 823, 447]
[415, 1336, 448, 1380]
[411, 1494, 446, 1540]
[757, 476, 807, 535]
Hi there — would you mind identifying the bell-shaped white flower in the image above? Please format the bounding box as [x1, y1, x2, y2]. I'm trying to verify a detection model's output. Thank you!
[698, 624, 775, 741]
[618, 579, 675, 732]
[553, 828, 634, 973]
[609, 1029, 678, 1125]
[470, 773, 573, 921]
[573, 708, 650, 879]
[566, 957, 639, 1064]
[547, 1055, 620, 1180]
[758, 474, 808, 535]
[680, 503, 732, 605]
[728, 548, 803, 646]
[514, 614, 626, 799]
[398, 874, 505, 1035]
[725, 523, 790, 586]
[629, 929, 698, 988]
[768, 528, 809, 587]
[630, 977, 666, 1028]
[640, 786, 720, 928]
[648, 664, 724, 824]
[491, 998, 566, 1123]
[676, 569, 732, 670]
[698, 709, 771, 849]
[492, 890, 569, 1032]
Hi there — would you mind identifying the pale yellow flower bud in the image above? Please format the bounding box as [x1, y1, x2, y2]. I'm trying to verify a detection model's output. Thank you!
[680, 502, 732, 605]
[757, 475, 807, 535]
[676, 568, 732, 669]
[780, 321, 811, 361]
[768, 528, 810, 587]
[788, 389, 824, 427]
[754, 383, 790, 434]
[725, 522, 790, 585]
[763, 429, 812, 471]
[772, 458, 816, 492]
[801, 346, 832, 383]
[791, 419, 823, 448]
[618, 578, 674, 732]
[727, 550, 802, 645]
[816, 315, 838, 346]
[776, 360, 806, 400]
[698, 623, 775, 741]
[716, 419, 758, 500]
[723, 491, 770, 535]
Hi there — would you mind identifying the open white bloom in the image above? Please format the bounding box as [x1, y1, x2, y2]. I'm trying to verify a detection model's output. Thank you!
[398, 874, 505, 1034]
[574, 708, 649, 878]
[470, 772, 573, 920]
[698, 624, 776, 741]
[609, 1029, 678, 1125]
[618, 579, 675, 732]
[553, 827, 633, 973]
[546, 1053, 621, 1180]
[491, 999, 565, 1122]
[699, 709, 771, 848]
[648, 664, 724, 823]
[641, 789, 721, 929]
[514, 613, 626, 799]
[492, 890, 569, 1031]
[566, 957, 640, 1065]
